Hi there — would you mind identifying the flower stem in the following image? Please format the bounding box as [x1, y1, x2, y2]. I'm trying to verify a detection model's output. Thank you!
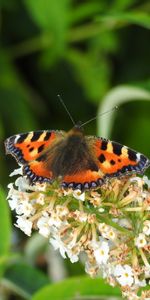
[139, 248, 150, 267]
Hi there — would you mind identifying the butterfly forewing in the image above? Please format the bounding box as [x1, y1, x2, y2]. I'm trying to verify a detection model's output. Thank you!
[5, 130, 65, 164]
[89, 136, 150, 178]
[5, 130, 65, 183]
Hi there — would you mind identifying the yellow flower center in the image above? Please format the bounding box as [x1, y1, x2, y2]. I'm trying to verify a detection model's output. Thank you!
[100, 250, 104, 256]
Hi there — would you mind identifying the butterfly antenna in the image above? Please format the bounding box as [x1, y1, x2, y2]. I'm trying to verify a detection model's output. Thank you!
[80, 106, 118, 128]
[57, 94, 75, 125]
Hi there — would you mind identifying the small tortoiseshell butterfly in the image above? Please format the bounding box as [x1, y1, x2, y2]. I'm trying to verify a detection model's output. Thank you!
[5, 124, 150, 190]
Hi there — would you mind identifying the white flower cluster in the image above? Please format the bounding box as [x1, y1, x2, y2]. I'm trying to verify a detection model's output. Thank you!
[7, 169, 150, 300]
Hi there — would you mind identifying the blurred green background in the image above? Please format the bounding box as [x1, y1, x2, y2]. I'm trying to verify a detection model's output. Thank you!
[0, 0, 150, 299]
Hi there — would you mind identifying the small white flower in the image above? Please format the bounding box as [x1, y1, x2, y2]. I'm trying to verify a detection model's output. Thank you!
[37, 213, 51, 238]
[107, 229, 116, 240]
[48, 212, 62, 228]
[15, 176, 30, 192]
[134, 277, 146, 287]
[36, 194, 45, 205]
[67, 236, 78, 250]
[15, 176, 40, 192]
[101, 263, 113, 280]
[73, 190, 85, 201]
[98, 223, 111, 239]
[144, 266, 150, 278]
[63, 189, 72, 196]
[98, 208, 105, 213]
[15, 216, 32, 236]
[135, 233, 147, 248]
[143, 220, 150, 236]
[8, 197, 18, 210]
[99, 223, 116, 240]
[85, 262, 98, 277]
[66, 247, 79, 263]
[72, 210, 87, 222]
[78, 212, 87, 222]
[7, 183, 14, 197]
[7, 182, 13, 189]
[114, 264, 134, 286]
[7, 183, 19, 200]
[94, 241, 110, 264]
[143, 175, 150, 188]
[50, 235, 67, 259]
[122, 290, 139, 300]
[16, 200, 35, 217]
[9, 166, 23, 177]
[118, 218, 132, 229]
[130, 176, 144, 189]
[34, 182, 47, 192]
[55, 205, 69, 217]
[98, 222, 108, 233]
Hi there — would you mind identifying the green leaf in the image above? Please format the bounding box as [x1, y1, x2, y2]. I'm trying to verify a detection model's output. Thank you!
[97, 85, 150, 138]
[108, 0, 136, 11]
[24, 0, 69, 31]
[67, 49, 110, 102]
[97, 12, 150, 30]
[0, 50, 37, 133]
[0, 188, 11, 278]
[3, 263, 50, 299]
[32, 276, 121, 300]
[69, 2, 103, 25]
[24, 0, 70, 60]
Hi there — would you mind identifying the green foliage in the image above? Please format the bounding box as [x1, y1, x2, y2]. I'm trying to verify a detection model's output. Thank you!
[3, 262, 50, 299]
[67, 49, 110, 102]
[0, 0, 150, 299]
[32, 276, 121, 300]
[0, 188, 11, 278]
[68, 2, 104, 25]
[0, 51, 37, 135]
[97, 11, 150, 29]
[24, 0, 70, 63]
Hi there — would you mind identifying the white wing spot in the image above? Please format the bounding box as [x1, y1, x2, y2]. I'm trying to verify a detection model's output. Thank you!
[136, 153, 141, 161]
[15, 135, 20, 143]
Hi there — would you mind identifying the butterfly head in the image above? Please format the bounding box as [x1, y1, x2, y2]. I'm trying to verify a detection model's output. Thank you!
[73, 121, 84, 133]
[66, 122, 84, 138]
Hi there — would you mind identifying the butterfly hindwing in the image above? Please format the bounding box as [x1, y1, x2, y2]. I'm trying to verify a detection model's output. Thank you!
[23, 161, 53, 183]
[62, 170, 104, 190]
[90, 137, 150, 178]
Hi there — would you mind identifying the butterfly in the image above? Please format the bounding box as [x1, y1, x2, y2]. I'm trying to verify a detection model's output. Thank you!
[5, 124, 150, 190]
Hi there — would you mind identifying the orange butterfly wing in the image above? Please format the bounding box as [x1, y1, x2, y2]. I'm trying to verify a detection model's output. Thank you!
[90, 137, 150, 178]
[5, 130, 150, 189]
[5, 130, 65, 183]
[61, 137, 149, 190]
[62, 170, 103, 190]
